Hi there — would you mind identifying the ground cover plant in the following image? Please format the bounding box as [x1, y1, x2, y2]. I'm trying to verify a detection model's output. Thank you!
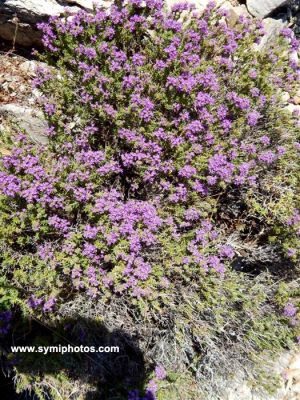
[0, 0, 299, 399]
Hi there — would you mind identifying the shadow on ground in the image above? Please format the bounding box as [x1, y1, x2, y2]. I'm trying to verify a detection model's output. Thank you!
[1, 314, 147, 399]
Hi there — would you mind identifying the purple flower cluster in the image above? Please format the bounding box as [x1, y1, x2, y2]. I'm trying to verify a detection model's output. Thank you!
[283, 302, 299, 327]
[27, 295, 57, 313]
[128, 365, 167, 400]
[283, 302, 297, 318]
[0, 1, 299, 307]
[154, 365, 167, 380]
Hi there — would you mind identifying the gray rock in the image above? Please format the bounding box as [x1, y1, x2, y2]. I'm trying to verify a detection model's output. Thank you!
[247, 0, 289, 18]
[0, 0, 65, 25]
[0, 0, 111, 47]
[281, 91, 291, 102]
[224, 350, 300, 400]
[0, 16, 42, 47]
[285, 103, 300, 114]
[0, 103, 49, 144]
[0, 0, 63, 47]
[63, 0, 110, 11]
[255, 17, 287, 51]
[19, 59, 38, 75]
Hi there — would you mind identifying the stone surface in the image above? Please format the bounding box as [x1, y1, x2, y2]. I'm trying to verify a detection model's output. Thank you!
[63, 0, 107, 11]
[285, 103, 300, 114]
[221, 3, 250, 27]
[0, 17, 42, 47]
[294, 87, 300, 105]
[19, 59, 38, 75]
[247, 0, 289, 18]
[0, 0, 63, 47]
[0, 0, 111, 47]
[281, 91, 290, 103]
[255, 17, 287, 51]
[1, 0, 65, 24]
[223, 350, 300, 400]
[0, 53, 39, 104]
[0, 103, 49, 144]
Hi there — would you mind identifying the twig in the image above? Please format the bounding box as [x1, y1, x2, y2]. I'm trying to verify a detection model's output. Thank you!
[11, 14, 19, 53]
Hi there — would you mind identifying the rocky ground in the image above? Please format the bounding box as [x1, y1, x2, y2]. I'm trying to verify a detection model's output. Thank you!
[0, 53, 35, 105]
[0, 53, 48, 147]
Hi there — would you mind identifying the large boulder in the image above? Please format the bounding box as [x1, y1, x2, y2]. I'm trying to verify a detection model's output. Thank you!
[0, 0, 111, 47]
[0, 0, 63, 46]
[0, 0, 65, 25]
[247, 0, 289, 18]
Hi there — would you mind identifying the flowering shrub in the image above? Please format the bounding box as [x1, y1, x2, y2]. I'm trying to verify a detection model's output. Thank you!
[0, 0, 300, 398]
